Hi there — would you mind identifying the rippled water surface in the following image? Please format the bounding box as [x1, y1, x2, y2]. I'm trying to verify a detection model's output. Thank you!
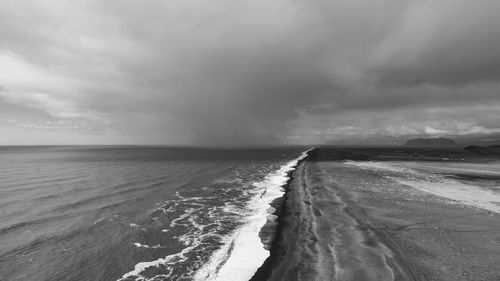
[0, 146, 304, 281]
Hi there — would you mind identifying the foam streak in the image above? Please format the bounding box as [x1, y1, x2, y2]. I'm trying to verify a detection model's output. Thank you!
[193, 148, 313, 281]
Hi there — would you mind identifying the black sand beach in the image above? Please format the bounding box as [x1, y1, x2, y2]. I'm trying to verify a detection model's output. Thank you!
[257, 147, 500, 281]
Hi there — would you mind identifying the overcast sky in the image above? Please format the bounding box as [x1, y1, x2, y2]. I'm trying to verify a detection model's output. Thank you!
[1, 0, 500, 145]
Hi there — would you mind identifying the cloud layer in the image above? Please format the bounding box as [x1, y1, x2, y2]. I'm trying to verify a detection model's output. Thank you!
[1, 0, 500, 145]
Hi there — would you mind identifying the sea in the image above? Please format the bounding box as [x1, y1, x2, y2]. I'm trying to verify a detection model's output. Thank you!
[0, 146, 309, 281]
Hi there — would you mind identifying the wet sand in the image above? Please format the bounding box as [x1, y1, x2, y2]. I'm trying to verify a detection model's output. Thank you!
[261, 147, 500, 281]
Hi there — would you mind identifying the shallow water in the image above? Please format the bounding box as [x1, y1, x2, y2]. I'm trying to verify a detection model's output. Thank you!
[0, 146, 305, 281]
[345, 160, 500, 214]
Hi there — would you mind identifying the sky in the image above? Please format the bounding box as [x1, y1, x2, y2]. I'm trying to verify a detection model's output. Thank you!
[1, 0, 500, 145]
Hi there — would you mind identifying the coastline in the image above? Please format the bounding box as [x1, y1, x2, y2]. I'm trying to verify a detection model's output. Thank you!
[254, 147, 500, 281]
[249, 149, 313, 281]
[194, 148, 313, 280]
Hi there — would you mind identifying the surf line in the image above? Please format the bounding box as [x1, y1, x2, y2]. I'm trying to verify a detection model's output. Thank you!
[249, 147, 314, 281]
[193, 147, 315, 281]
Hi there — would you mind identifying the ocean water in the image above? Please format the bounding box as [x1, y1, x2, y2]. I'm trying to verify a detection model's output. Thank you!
[0, 146, 308, 281]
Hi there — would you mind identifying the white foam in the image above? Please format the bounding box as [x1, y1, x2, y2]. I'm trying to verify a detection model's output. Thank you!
[133, 243, 166, 249]
[345, 160, 500, 214]
[94, 216, 105, 224]
[118, 244, 197, 281]
[117, 149, 313, 281]
[194, 148, 313, 281]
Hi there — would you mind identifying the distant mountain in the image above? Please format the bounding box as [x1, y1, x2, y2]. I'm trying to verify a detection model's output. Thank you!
[404, 138, 458, 147]
[323, 132, 500, 147]
[463, 145, 500, 155]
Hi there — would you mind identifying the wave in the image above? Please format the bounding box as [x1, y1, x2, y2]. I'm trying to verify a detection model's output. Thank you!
[133, 243, 167, 249]
[193, 148, 313, 281]
[116, 185, 248, 280]
[0, 214, 70, 236]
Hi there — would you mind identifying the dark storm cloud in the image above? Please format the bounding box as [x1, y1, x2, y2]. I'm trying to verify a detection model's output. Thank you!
[372, 0, 500, 86]
[1, 0, 500, 145]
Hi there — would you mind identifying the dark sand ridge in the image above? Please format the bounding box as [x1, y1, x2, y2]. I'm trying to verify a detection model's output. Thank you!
[258, 147, 500, 281]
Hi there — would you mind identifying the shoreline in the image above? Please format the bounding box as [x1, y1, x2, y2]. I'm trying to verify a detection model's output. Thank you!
[194, 148, 313, 280]
[249, 149, 313, 281]
[258, 146, 500, 281]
